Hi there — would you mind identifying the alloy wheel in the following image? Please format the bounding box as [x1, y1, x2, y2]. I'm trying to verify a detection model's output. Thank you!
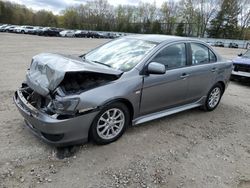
[208, 87, 221, 108]
[96, 108, 125, 140]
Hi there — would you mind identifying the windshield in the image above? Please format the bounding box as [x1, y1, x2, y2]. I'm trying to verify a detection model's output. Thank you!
[243, 50, 250, 58]
[84, 38, 157, 71]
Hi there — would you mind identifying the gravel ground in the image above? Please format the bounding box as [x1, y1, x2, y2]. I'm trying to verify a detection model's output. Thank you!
[0, 33, 249, 188]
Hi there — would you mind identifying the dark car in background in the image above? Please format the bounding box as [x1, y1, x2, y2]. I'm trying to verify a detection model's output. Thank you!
[229, 42, 238, 48]
[75, 30, 89, 38]
[33, 27, 44, 35]
[214, 41, 224, 47]
[231, 49, 250, 80]
[38, 27, 61, 36]
[87, 31, 102, 38]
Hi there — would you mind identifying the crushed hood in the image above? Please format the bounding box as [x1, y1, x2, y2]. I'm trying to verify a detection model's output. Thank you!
[26, 53, 122, 96]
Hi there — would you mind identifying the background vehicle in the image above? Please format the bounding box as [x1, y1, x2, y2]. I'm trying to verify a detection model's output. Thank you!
[3, 25, 17, 32]
[231, 49, 250, 80]
[87, 31, 103, 38]
[33, 27, 44, 35]
[0, 24, 9, 32]
[229, 42, 238, 48]
[214, 41, 224, 47]
[39, 27, 61, 36]
[23, 26, 36, 34]
[14, 35, 232, 146]
[13, 26, 24, 33]
[206, 42, 213, 46]
[246, 43, 250, 49]
[59, 30, 75, 37]
[74, 30, 88, 38]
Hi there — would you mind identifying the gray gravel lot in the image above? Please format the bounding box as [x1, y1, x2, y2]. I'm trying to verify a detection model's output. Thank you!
[0, 33, 250, 188]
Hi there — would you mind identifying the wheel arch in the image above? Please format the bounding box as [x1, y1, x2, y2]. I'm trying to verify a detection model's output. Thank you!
[101, 98, 134, 122]
[88, 98, 134, 142]
[216, 81, 225, 94]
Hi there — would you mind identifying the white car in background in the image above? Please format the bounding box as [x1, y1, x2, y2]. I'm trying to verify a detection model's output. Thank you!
[59, 30, 75, 37]
[15, 26, 35, 34]
[14, 26, 23, 33]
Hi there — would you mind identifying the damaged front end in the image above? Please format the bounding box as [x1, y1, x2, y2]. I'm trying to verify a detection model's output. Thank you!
[14, 53, 122, 145]
[24, 53, 122, 118]
[23, 72, 120, 119]
[17, 83, 80, 119]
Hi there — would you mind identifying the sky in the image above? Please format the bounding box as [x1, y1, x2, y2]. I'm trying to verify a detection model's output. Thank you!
[6, 0, 169, 14]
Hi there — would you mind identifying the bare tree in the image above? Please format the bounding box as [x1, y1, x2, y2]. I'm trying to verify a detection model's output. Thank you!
[160, 0, 179, 34]
[238, 0, 250, 39]
[197, 0, 222, 37]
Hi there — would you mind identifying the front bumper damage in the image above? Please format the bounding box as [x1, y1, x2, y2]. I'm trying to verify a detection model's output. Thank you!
[14, 88, 99, 146]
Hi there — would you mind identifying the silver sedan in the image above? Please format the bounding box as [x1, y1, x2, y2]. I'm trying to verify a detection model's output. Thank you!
[14, 35, 232, 146]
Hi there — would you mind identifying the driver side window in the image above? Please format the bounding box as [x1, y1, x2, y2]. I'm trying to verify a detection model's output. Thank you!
[151, 43, 187, 69]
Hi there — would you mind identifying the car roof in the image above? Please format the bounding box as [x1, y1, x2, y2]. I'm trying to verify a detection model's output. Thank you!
[125, 34, 200, 44]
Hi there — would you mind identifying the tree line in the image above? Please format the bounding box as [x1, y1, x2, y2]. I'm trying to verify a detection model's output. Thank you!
[0, 0, 249, 39]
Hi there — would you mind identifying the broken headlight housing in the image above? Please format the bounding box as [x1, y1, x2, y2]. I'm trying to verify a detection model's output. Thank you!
[50, 97, 79, 114]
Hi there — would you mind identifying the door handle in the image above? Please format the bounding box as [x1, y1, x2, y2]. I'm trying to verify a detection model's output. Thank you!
[180, 73, 189, 79]
[211, 67, 217, 72]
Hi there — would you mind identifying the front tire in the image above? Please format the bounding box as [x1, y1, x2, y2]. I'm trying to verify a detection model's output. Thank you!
[204, 83, 223, 111]
[90, 102, 130, 145]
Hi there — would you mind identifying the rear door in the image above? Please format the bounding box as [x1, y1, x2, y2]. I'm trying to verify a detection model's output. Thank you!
[185, 42, 218, 102]
[140, 42, 190, 115]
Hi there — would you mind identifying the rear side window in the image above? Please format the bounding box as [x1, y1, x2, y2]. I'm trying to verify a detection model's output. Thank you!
[191, 43, 217, 64]
[152, 43, 186, 69]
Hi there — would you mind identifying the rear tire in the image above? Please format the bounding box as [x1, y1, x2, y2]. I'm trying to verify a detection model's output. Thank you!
[90, 102, 130, 145]
[203, 83, 223, 111]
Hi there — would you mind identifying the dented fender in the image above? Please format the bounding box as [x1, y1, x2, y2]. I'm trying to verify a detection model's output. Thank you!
[75, 71, 143, 119]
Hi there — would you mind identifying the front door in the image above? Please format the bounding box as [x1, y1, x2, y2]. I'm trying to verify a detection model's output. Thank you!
[140, 43, 189, 115]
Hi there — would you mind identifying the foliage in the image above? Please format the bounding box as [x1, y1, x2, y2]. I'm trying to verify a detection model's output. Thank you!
[0, 1, 58, 27]
[207, 0, 241, 39]
[176, 22, 185, 36]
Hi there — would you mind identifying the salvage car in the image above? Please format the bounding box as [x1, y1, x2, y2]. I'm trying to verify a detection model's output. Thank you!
[231, 49, 250, 79]
[14, 35, 232, 146]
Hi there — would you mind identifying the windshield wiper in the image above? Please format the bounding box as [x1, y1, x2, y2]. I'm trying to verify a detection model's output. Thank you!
[91, 60, 112, 68]
[81, 55, 111, 68]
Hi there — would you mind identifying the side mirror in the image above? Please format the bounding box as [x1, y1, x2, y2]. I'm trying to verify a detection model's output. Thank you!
[147, 62, 166, 75]
[238, 53, 242, 57]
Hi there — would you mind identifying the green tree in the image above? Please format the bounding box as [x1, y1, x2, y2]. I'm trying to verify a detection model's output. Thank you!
[207, 0, 240, 38]
[175, 22, 185, 36]
[151, 20, 162, 34]
[160, 1, 178, 35]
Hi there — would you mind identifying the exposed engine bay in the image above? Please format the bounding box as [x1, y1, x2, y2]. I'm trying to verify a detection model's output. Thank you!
[22, 71, 119, 119]
[59, 72, 119, 95]
[21, 52, 123, 119]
